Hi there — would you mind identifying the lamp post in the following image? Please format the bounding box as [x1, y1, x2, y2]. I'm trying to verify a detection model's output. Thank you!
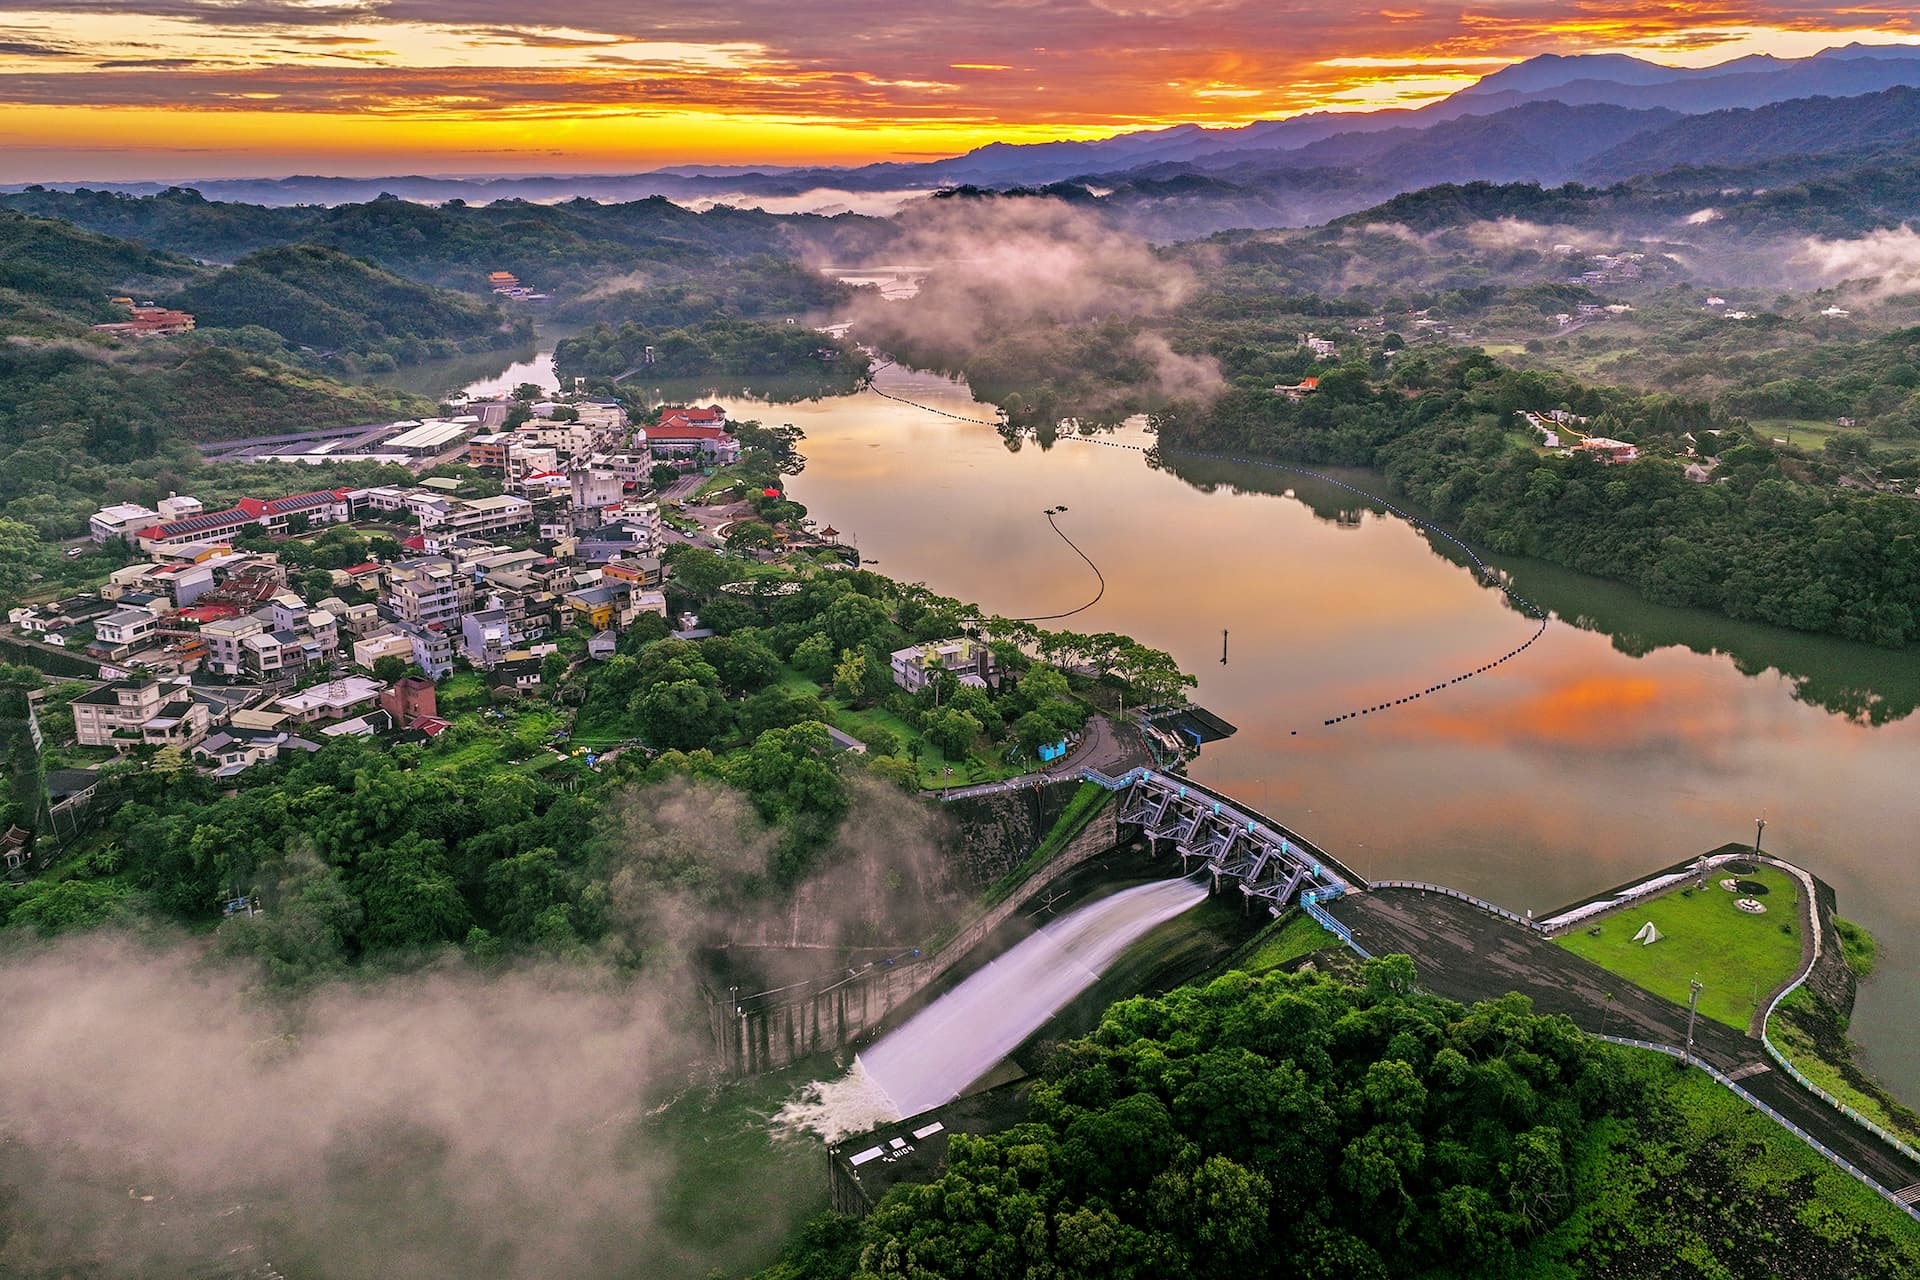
[1753, 817, 1767, 858]
[1685, 977, 1704, 1065]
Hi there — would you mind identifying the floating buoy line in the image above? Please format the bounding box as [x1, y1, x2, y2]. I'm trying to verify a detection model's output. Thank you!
[856, 369, 1550, 732]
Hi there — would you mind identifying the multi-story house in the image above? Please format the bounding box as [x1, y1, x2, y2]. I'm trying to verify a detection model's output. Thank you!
[70, 678, 211, 749]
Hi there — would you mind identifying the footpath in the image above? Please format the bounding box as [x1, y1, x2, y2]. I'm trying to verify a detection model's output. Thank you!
[937, 715, 1150, 801]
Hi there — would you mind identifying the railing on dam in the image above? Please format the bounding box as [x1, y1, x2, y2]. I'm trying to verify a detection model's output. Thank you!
[1596, 1034, 1920, 1225]
[1301, 890, 1372, 960]
[1369, 880, 1546, 931]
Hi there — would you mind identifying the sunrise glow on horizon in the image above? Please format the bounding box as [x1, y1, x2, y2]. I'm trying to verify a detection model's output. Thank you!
[0, 3, 1916, 180]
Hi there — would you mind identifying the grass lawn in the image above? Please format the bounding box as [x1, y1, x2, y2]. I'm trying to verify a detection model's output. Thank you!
[1752, 416, 1866, 452]
[1557, 866, 1802, 1029]
[436, 671, 490, 716]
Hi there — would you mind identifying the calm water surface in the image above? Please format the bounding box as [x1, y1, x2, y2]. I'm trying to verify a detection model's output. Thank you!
[457, 353, 1920, 1101]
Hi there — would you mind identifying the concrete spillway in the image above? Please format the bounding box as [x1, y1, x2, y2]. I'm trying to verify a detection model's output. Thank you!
[778, 876, 1207, 1141]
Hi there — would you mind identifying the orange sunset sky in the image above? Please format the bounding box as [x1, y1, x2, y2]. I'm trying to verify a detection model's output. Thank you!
[0, 2, 1915, 179]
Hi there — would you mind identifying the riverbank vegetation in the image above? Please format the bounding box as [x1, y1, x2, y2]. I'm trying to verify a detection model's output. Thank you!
[556, 318, 870, 389]
[761, 958, 1920, 1279]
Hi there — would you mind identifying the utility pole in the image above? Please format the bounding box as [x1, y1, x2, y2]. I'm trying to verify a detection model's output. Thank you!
[1753, 817, 1767, 858]
[1685, 977, 1704, 1065]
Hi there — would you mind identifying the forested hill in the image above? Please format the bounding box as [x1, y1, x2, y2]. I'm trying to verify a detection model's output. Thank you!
[0, 187, 893, 299]
[1580, 85, 1920, 181]
[764, 961, 1920, 1279]
[166, 244, 527, 362]
[0, 210, 200, 336]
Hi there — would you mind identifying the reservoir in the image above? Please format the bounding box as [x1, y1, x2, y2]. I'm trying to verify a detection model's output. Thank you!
[448, 349, 1920, 1103]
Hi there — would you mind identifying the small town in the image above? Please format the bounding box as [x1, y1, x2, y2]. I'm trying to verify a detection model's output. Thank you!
[3, 394, 778, 816]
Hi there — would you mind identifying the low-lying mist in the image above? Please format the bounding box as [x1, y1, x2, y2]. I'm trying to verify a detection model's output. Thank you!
[0, 776, 962, 1278]
[846, 196, 1226, 409]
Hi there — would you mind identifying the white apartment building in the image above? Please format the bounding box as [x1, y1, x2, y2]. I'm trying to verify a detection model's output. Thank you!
[70, 678, 210, 748]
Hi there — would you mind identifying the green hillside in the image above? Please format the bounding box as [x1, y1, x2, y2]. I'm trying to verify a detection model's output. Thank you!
[0, 210, 201, 336]
[167, 243, 529, 362]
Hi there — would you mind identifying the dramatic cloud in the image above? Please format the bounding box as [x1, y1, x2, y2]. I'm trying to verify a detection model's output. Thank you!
[0, 4, 1913, 174]
[850, 195, 1226, 403]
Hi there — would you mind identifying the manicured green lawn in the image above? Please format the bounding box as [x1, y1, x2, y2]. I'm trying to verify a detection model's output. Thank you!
[1557, 866, 1802, 1029]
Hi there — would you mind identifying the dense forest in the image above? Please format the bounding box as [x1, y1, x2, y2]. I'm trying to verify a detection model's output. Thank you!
[1157, 350, 1920, 646]
[167, 243, 529, 368]
[763, 961, 1920, 1279]
[554, 254, 857, 328]
[0, 209, 201, 336]
[0, 187, 894, 299]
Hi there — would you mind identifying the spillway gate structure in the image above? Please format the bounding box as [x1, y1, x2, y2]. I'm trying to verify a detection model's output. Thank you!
[1091, 768, 1359, 913]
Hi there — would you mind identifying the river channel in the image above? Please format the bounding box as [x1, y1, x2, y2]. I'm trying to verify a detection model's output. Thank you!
[439, 344, 1920, 1104]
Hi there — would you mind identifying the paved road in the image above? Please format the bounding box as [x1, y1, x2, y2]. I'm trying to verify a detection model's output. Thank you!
[939, 715, 1150, 800]
[1334, 889, 1920, 1194]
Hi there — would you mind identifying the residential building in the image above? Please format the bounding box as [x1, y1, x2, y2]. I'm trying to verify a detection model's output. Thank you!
[890, 637, 997, 694]
[352, 630, 416, 670]
[193, 728, 298, 776]
[587, 630, 618, 660]
[275, 676, 385, 725]
[199, 615, 266, 676]
[1273, 377, 1319, 402]
[461, 607, 513, 667]
[378, 676, 438, 726]
[415, 493, 533, 541]
[398, 622, 455, 680]
[90, 502, 162, 543]
[570, 463, 624, 513]
[467, 432, 513, 470]
[386, 558, 466, 630]
[92, 607, 161, 654]
[1576, 437, 1640, 465]
[602, 554, 664, 589]
[70, 678, 210, 748]
[563, 583, 627, 631]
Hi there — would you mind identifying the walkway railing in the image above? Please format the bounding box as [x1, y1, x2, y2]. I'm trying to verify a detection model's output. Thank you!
[1301, 891, 1373, 960]
[1596, 1034, 1920, 1225]
[1369, 880, 1546, 931]
[1745, 853, 1920, 1171]
[1081, 766, 1150, 791]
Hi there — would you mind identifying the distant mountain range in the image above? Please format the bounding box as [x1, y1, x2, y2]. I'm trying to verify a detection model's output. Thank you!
[10, 42, 1920, 236]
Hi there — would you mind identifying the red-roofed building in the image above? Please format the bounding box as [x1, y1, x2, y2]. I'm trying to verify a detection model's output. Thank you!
[134, 488, 356, 550]
[646, 412, 740, 464]
[92, 303, 195, 339]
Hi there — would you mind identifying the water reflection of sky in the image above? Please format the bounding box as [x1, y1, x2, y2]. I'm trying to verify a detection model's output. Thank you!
[427, 343, 1920, 1101]
[767, 367, 1920, 1102]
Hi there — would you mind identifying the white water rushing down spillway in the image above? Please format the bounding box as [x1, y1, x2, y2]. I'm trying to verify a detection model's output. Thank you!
[777, 876, 1209, 1142]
